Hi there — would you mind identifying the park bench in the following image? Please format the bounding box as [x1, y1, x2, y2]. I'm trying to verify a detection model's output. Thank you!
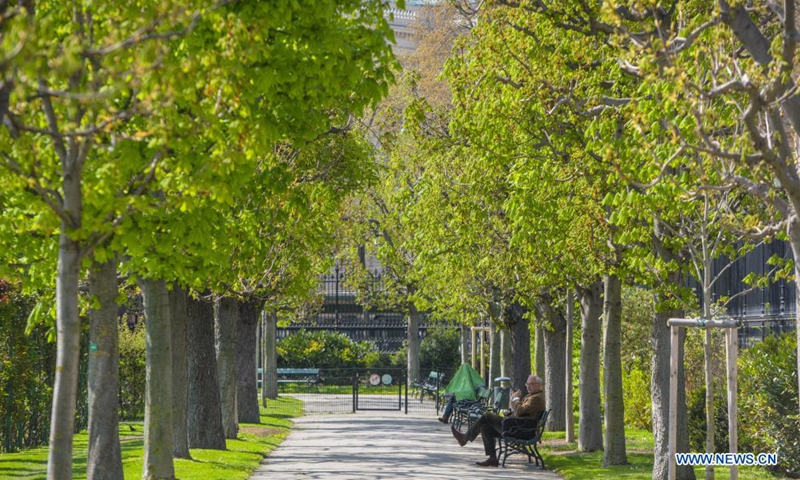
[497, 409, 550, 468]
[258, 368, 322, 393]
[413, 371, 445, 402]
[451, 386, 493, 431]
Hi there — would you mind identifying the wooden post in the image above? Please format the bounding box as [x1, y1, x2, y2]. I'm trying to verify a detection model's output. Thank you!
[667, 318, 739, 480]
[669, 325, 679, 480]
[726, 327, 738, 480]
[471, 327, 477, 370]
[480, 327, 486, 380]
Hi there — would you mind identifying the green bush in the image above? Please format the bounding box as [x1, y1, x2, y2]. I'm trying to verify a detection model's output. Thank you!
[391, 326, 462, 378]
[686, 384, 729, 453]
[619, 286, 654, 431]
[276, 329, 385, 371]
[738, 332, 799, 477]
[0, 287, 55, 452]
[419, 326, 461, 374]
[622, 364, 652, 430]
[118, 323, 146, 421]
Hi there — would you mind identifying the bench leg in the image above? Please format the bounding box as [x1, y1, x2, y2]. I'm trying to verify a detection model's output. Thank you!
[533, 443, 545, 469]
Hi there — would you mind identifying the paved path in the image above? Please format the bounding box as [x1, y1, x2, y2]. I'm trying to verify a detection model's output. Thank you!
[251, 411, 562, 479]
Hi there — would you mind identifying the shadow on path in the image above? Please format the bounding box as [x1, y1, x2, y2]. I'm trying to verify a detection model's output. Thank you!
[250, 411, 562, 479]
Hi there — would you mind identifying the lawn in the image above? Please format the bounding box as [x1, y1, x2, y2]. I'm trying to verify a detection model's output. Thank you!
[0, 396, 303, 480]
[540, 428, 780, 480]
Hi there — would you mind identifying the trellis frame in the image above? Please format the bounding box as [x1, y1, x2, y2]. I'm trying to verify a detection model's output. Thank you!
[668, 318, 738, 480]
[470, 325, 490, 380]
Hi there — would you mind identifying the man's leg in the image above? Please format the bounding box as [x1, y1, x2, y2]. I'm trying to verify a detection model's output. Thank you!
[480, 413, 502, 455]
[452, 412, 486, 446]
[439, 396, 455, 423]
[475, 412, 503, 467]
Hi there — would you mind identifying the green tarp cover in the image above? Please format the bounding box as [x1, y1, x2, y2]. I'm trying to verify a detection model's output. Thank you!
[444, 363, 485, 401]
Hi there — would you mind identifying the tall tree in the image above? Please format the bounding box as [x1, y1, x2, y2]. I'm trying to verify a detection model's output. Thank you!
[87, 257, 122, 480]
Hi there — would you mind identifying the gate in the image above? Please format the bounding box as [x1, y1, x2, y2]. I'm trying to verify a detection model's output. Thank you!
[353, 368, 408, 413]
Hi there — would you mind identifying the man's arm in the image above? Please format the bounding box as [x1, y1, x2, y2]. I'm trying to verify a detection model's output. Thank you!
[514, 394, 545, 418]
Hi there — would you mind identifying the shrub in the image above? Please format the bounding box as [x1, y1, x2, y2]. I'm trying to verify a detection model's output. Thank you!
[686, 384, 729, 453]
[118, 323, 146, 420]
[276, 329, 383, 371]
[623, 364, 652, 430]
[391, 326, 462, 379]
[419, 326, 461, 374]
[620, 286, 654, 431]
[738, 332, 799, 477]
[0, 289, 55, 452]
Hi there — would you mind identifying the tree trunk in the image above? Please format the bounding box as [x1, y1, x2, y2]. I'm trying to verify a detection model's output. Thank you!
[535, 323, 546, 379]
[215, 297, 238, 439]
[702, 261, 715, 480]
[263, 311, 278, 400]
[186, 294, 226, 450]
[565, 288, 575, 443]
[489, 321, 501, 388]
[87, 258, 123, 480]
[140, 278, 175, 480]
[237, 299, 264, 423]
[504, 301, 531, 391]
[603, 274, 627, 466]
[261, 315, 268, 408]
[501, 327, 512, 378]
[578, 280, 603, 452]
[539, 295, 566, 431]
[651, 273, 695, 480]
[407, 306, 420, 385]
[47, 180, 83, 478]
[169, 287, 191, 459]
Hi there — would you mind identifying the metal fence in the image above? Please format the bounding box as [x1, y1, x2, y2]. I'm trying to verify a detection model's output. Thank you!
[739, 317, 796, 348]
[266, 366, 459, 417]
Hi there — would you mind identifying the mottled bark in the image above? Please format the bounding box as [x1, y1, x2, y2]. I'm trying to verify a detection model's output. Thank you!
[538, 296, 566, 432]
[236, 299, 263, 423]
[504, 301, 531, 391]
[407, 306, 420, 385]
[140, 278, 175, 480]
[578, 280, 603, 452]
[263, 311, 278, 401]
[169, 287, 190, 459]
[47, 173, 82, 479]
[652, 275, 694, 480]
[535, 324, 546, 379]
[215, 297, 238, 439]
[87, 259, 123, 480]
[603, 274, 627, 466]
[186, 294, 226, 450]
[489, 321, 501, 388]
[565, 288, 575, 443]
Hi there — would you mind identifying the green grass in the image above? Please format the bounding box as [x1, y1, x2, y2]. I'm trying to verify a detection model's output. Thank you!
[0, 396, 303, 480]
[539, 428, 780, 480]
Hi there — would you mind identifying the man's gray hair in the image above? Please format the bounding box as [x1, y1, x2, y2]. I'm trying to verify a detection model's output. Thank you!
[528, 374, 543, 384]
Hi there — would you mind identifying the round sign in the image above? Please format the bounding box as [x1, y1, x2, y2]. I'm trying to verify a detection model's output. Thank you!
[381, 374, 393, 385]
[369, 373, 381, 386]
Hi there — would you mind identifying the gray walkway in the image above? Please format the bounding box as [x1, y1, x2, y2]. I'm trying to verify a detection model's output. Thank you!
[250, 411, 562, 479]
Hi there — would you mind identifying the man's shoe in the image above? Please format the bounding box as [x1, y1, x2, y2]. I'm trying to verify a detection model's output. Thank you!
[475, 458, 499, 467]
[438, 416, 448, 424]
[451, 425, 468, 447]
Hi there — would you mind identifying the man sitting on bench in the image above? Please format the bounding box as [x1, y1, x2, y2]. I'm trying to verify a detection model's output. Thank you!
[450, 374, 545, 467]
